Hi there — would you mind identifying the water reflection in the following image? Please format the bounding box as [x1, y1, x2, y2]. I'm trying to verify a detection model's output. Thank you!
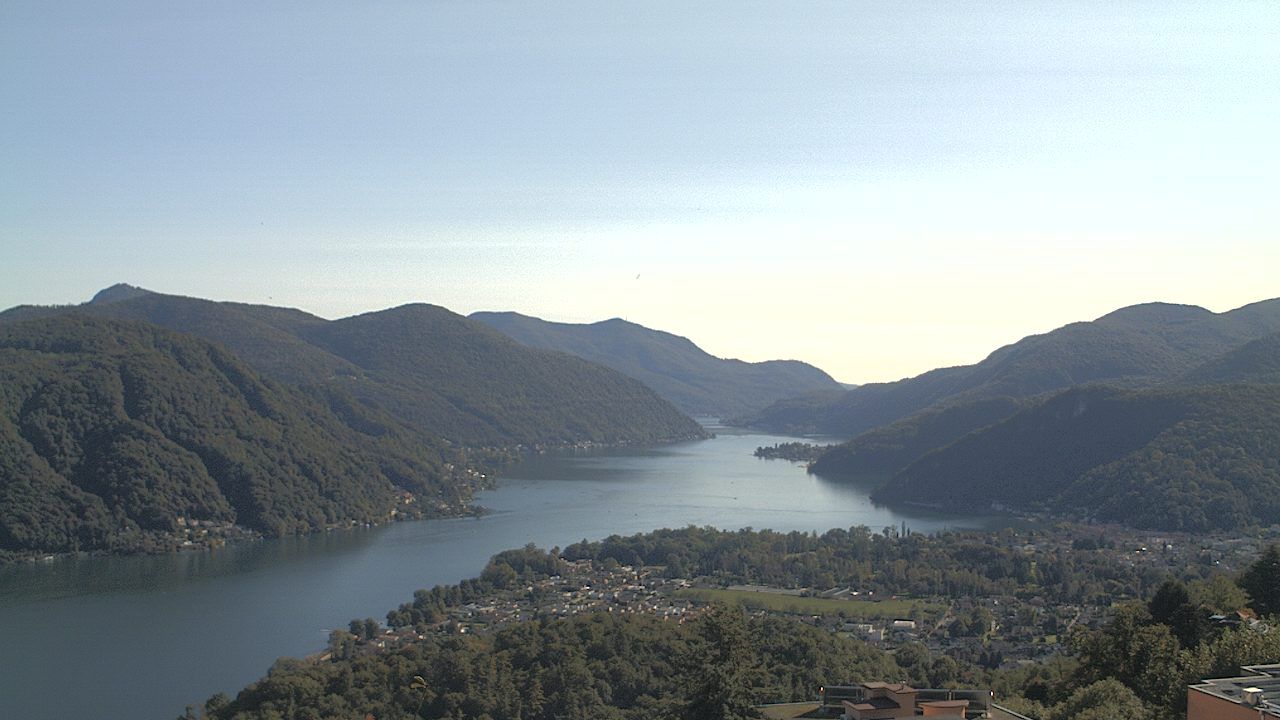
[0, 527, 388, 604]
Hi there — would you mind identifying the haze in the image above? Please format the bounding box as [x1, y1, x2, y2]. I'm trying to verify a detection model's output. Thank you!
[3, 1, 1277, 383]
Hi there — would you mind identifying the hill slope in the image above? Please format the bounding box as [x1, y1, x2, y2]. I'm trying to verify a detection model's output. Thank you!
[871, 384, 1280, 531]
[1, 284, 358, 385]
[0, 315, 468, 554]
[808, 396, 1027, 478]
[471, 311, 841, 417]
[745, 299, 1280, 439]
[1179, 331, 1280, 386]
[1, 287, 706, 447]
[301, 305, 707, 445]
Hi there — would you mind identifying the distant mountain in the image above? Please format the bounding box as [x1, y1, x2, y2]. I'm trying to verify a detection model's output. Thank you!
[0, 315, 467, 554]
[745, 298, 1280, 439]
[870, 384, 1280, 531]
[299, 305, 707, 446]
[89, 283, 152, 304]
[470, 311, 841, 417]
[1, 288, 706, 447]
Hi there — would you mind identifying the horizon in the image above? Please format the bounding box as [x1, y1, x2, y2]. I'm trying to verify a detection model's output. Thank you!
[6, 281, 1278, 386]
[3, 2, 1278, 383]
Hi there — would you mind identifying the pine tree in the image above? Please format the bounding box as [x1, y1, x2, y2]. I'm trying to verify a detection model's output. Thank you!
[678, 604, 762, 720]
[1240, 545, 1280, 618]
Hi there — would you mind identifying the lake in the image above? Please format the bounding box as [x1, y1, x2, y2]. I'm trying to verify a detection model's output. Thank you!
[0, 424, 1008, 719]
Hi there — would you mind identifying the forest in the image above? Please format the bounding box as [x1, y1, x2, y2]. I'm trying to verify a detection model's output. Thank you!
[878, 384, 1280, 531]
[0, 315, 475, 555]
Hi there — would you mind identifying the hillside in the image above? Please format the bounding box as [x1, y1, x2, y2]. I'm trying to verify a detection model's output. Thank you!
[1, 287, 706, 447]
[1180, 331, 1280, 385]
[300, 305, 707, 445]
[1, 284, 358, 385]
[0, 315, 468, 554]
[808, 396, 1026, 478]
[471, 311, 841, 417]
[872, 384, 1280, 531]
[743, 298, 1280, 439]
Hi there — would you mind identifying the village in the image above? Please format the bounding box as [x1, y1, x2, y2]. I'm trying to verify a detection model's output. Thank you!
[328, 522, 1273, 676]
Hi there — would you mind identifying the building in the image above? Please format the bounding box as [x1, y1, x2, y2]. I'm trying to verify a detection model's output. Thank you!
[840, 683, 969, 719]
[758, 682, 1032, 720]
[824, 683, 993, 719]
[1188, 663, 1280, 719]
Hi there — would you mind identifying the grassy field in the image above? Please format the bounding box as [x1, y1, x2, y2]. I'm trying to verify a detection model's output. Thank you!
[675, 587, 943, 619]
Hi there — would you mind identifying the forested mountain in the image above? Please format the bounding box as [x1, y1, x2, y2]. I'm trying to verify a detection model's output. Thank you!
[743, 298, 1280, 438]
[807, 304, 1280, 531]
[1, 286, 706, 447]
[0, 315, 468, 554]
[808, 396, 1026, 478]
[873, 384, 1280, 531]
[299, 305, 706, 445]
[2, 285, 367, 385]
[1179, 331, 1280, 385]
[471, 311, 841, 417]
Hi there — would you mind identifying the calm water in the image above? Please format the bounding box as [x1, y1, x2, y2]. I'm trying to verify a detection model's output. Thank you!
[0, 424, 1007, 719]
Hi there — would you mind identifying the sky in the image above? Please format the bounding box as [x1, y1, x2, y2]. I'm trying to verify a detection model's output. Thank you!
[2, 2, 1277, 384]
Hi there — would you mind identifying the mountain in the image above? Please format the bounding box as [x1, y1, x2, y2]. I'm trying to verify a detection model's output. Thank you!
[0, 288, 707, 447]
[869, 384, 1280, 531]
[2, 284, 357, 385]
[470, 311, 841, 417]
[1179, 332, 1280, 386]
[299, 305, 707, 446]
[0, 315, 468, 554]
[745, 298, 1280, 439]
[808, 396, 1026, 479]
[89, 283, 152, 304]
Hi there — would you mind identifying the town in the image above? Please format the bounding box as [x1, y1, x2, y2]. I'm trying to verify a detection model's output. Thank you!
[326, 522, 1272, 680]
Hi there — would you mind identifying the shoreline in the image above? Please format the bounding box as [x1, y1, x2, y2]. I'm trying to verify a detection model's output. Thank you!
[0, 432, 713, 567]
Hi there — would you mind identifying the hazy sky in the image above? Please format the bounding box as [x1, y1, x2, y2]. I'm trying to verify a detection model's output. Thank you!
[3, 2, 1277, 383]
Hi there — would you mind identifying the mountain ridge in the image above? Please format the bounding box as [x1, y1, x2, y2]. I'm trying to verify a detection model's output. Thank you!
[744, 297, 1280, 439]
[0, 288, 707, 447]
[471, 310, 841, 417]
[869, 383, 1280, 531]
[0, 314, 473, 554]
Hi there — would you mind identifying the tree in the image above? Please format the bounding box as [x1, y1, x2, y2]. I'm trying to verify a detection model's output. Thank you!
[481, 561, 518, 590]
[1070, 602, 1151, 684]
[1191, 623, 1280, 680]
[327, 629, 358, 660]
[678, 605, 761, 720]
[1147, 580, 1190, 627]
[1188, 575, 1249, 614]
[1240, 545, 1280, 618]
[1048, 679, 1151, 720]
[349, 617, 380, 640]
[1148, 579, 1211, 649]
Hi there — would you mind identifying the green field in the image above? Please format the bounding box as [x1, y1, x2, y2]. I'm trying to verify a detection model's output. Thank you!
[675, 588, 942, 619]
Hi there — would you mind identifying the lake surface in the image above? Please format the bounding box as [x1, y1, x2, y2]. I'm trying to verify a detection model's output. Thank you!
[0, 424, 1008, 720]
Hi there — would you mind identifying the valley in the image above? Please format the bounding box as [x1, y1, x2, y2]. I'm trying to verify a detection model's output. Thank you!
[3, 289, 1280, 720]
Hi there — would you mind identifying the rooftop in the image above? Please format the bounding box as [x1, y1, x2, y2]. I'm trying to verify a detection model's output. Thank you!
[1189, 664, 1280, 716]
